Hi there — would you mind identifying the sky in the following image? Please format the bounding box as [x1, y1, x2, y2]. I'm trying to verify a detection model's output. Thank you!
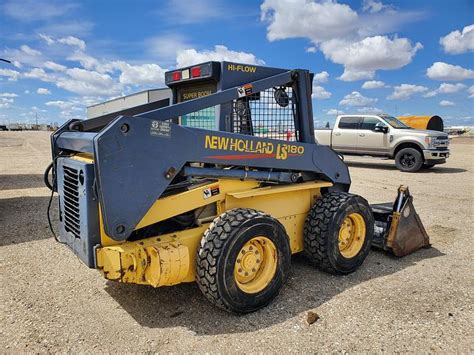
[0, 0, 473, 127]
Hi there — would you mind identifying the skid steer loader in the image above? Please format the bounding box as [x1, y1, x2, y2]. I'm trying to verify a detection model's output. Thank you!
[45, 61, 429, 313]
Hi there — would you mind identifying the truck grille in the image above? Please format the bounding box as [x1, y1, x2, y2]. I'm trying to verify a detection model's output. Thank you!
[63, 166, 81, 238]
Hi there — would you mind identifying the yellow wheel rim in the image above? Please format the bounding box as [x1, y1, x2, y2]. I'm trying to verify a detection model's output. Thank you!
[234, 236, 277, 294]
[338, 213, 366, 258]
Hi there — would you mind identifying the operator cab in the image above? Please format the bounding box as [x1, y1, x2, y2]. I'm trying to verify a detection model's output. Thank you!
[165, 61, 298, 141]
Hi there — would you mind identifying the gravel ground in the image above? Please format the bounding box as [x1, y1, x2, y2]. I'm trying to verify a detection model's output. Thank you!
[1, 131, 473, 353]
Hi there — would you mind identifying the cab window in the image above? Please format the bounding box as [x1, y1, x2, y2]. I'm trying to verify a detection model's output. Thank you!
[360, 117, 384, 130]
[338, 117, 361, 129]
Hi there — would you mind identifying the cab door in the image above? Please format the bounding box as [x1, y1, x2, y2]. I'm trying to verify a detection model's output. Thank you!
[332, 116, 362, 153]
[357, 116, 390, 155]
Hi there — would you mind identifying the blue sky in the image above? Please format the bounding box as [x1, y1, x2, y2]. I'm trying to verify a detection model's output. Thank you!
[1, 0, 473, 127]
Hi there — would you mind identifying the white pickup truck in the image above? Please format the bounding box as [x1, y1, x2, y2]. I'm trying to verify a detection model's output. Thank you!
[314, 114, 450, 172]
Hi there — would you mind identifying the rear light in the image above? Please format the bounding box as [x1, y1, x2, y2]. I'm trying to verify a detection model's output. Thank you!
[191, 66, 201, 78]
[172, 71, 181, 81]
[181, 69, 190, 80]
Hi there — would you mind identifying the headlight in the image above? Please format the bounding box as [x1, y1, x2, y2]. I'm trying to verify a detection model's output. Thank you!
[424, 136, 434, 148]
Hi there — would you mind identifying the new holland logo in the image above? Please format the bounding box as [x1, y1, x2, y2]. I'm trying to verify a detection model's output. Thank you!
[204, 135, 304, 161]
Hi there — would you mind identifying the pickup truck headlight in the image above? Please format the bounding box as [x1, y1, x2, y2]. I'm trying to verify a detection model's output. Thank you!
[424, 136, 435, 148]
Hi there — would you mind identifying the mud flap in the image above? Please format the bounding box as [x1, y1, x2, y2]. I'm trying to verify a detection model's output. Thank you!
[371, 186, 430, 256]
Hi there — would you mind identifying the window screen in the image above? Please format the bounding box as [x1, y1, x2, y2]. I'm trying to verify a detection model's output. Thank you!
[338, 117, 360, 129]
[232, 87, 298, 141]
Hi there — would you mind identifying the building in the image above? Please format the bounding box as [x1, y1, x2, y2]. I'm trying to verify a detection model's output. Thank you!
[87, 88, 172, 119]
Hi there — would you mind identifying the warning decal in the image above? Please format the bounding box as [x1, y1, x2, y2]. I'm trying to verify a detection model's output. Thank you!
[203, 185, 220, 199]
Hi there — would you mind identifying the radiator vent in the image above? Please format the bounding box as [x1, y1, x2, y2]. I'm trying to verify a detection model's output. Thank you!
[63, 166, 81, 238]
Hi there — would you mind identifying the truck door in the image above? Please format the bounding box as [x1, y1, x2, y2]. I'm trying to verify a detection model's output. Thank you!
[332, 117, 362, 153]
[358, 116, 389, 155]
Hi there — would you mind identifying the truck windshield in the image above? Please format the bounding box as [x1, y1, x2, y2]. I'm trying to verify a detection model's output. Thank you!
[380, 115, 411, 129]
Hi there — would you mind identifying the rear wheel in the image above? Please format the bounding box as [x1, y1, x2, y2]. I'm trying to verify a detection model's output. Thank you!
[304, 192, 374, 275]
[196, 208, 291, 313]
[395, 147, 423, 172]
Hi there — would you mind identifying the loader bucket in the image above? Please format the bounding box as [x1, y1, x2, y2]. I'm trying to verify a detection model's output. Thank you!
[371, 186, 430, 256]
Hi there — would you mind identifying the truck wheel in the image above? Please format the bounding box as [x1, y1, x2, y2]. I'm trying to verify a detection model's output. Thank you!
[304, 192, 374, 275]
[395, 148, 423, 172]
[196, 208, 291, 313]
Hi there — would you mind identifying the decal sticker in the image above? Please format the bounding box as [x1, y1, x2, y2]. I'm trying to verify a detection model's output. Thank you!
[237, 84, 253, 98]
[150, 120, 171, 138]
[204, 134, 304, 160]
[203, 185, 220, 199]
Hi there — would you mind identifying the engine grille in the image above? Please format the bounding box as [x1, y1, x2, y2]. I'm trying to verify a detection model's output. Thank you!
[63, 166, 81, 238]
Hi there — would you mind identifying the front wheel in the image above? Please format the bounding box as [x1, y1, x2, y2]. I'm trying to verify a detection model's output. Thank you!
[196, 208, 291, 313]
[304, 192, 374, 275]
[395, 147, 423, 172]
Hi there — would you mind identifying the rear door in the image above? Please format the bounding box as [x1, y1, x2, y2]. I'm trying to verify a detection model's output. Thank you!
[358, 116, 390, 155]
[332, 116, 362, 152]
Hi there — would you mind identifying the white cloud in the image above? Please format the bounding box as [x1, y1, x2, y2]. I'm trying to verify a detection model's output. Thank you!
[20, 45, 41, 56]
[146, 34, 193, 62]
[423, 90, 437, 98]
[325, 108, 344, 115]
[39, 34, 86, 51]
[438, 83, 466, 94]
[57, 68, 121, 96]
[0, 69, 21, 81]
[260, 0, 423, 80]
[361, 80, 386, 89]
[426, 62, 474, 81]
[440, 24, 474, 54]
[306, 46, 317, 53]
[261, 0, 359, 42]
[57, 36, 86, 51]
[339, 91, 377, 106]
[321, 36, 422, 82]
[313, 71, 329, 83]
[468, 86, 474, 99]
[0, 97, 14, 109]
[176, 45, 265, 68]
[3, 0, 77, 21]
[312, 85, 331, 99]
[439, 100, 455, 106]
[113, 62, 166, 86]
[357, 106, 384, 114]
[362, 0, 390, 13]
[37, 88, 51, 95]
[423, 83, 467, 97]
[45, 100, 76, 110]
[44, 61, 67, 72]
[0, 93, 19, 98]
[387, 84, 428, 100]
[23, 68, 56, 82]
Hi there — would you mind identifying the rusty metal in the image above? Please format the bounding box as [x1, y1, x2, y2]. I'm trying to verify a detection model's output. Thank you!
[371, 186, 430, 256]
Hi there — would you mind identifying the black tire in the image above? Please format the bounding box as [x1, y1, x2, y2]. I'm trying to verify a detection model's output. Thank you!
[196, 208, 291, 313]
[422, 163, 436, 169]
[395, 147, 423, 172]
[303, 192, 374, 275]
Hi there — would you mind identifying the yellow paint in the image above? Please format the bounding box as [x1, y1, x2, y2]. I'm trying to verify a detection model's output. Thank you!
[338, 212, 366, 258]
[70, 153, 94, 163]
[136, 179, 259, 230]
[398, 116, 437, 130]
[234, 236, 277, 294]
[96, 225, 208, 287]
[97, 178, 330, 286]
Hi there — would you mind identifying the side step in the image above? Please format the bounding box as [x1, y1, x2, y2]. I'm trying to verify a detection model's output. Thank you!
[371, 186, 430, 256]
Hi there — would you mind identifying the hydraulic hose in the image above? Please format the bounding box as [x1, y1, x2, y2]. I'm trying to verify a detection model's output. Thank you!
[44, 162, 54, 191]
